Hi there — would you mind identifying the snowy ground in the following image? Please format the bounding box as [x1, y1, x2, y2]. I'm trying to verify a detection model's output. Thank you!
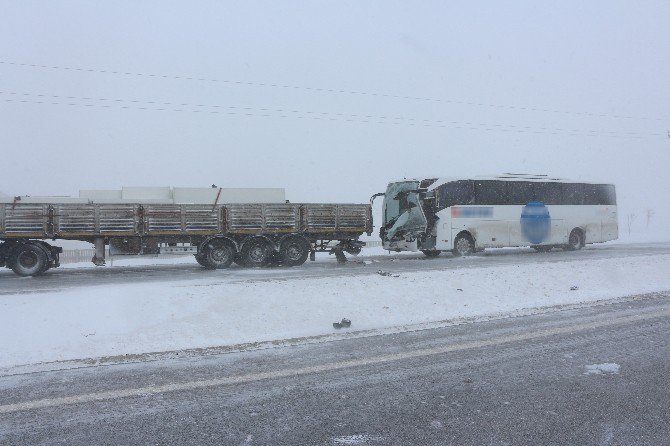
[1, 250, 670, 371]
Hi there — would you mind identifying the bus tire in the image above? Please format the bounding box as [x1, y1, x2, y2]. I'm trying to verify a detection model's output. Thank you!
[566, 229, 584, 251]
[200, 240, 235, 269]
[11, 243, 48, 277]
[240, 237, 273, 267]
[422, 250, 441, 258]
[279, 236, 310, 266]
[452, 233, 475, 257]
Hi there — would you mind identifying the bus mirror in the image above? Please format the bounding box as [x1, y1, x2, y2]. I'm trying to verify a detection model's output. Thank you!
[370, 192, 385, 206]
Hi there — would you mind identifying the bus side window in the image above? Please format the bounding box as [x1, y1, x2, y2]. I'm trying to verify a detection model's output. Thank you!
[475, 180, 507, 205]
[507, 181, 534, 205]
[563, 183, 585, 205]
[593, 184, 616, 205]
[438, 180, 474, 209]
[533, 182, 563, 205]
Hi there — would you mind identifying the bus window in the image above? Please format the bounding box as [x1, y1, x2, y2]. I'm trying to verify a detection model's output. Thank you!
[533, 182, 563, 204]
[437, 180, 474, 210]
[382, 181, 420, 226]
[563, 183, 585, 205]
[583, 184, 616, 205]
[474, 180, 507, 205]
[507, 181, 534, 205]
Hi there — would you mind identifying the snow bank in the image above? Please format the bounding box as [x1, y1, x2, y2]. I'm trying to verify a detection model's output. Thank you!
[1, 255, 670, 369]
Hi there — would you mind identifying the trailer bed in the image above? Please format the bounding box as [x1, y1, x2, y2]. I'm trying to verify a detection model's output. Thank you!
[0, 202, 372, 239]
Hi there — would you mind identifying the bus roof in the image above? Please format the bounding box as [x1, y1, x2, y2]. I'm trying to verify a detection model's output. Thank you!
[420, 175, 614, 191]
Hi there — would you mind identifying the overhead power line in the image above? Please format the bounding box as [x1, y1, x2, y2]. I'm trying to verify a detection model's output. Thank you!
[0, 60, 666, 123]
[0, 90, 661, 139]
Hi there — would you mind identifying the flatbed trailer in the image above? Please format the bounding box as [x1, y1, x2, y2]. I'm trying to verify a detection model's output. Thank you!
[0, 188, 372, 276]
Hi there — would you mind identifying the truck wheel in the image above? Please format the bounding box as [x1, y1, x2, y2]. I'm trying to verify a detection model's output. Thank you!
[422, 250, 441, 258]
[194, 255, 208, 267]
[200, 241, 235, 269]
[241, 238, 272, 267]
[11, 244, 48, 277]
[233, 254, 246, 267]
[279, 236, 310, 266]
[344, 245, 362, 256]
[452, 233, 474, 257]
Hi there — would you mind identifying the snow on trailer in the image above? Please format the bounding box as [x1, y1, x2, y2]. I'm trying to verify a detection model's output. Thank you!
[0, 187, 373, 276]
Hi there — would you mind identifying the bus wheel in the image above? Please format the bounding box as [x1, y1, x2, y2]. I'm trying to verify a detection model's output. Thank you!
[241, 238, 273, 267]
[421, 250, 441, 258]
[452, 233, 475, 257]
[566, 229, 584, 251]
[200, 240, 235, 269]
[11, 243, 48, 277]
[279, 236, 310, 266]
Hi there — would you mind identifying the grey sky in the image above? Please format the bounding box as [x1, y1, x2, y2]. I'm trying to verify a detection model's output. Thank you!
[1, 1, 668, 229]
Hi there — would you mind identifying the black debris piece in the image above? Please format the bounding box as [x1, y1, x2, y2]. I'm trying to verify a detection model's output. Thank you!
[377, 270, 399, 277]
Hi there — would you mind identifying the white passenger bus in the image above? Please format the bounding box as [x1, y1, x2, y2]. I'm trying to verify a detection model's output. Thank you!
[375, 174, 617, 256]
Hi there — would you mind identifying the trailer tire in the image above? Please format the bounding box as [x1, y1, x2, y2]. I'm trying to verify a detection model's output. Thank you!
[279, 236, 310, 266]
[200, 240, 235, 269]
[344, 245, 362, 256]
[11, 243, 48, 277]
[240, 237, 273, 267]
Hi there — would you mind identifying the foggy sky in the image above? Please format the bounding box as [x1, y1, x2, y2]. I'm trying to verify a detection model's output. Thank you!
[1, 1, 669, 232]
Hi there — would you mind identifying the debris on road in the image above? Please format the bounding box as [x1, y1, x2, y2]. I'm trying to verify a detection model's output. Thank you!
[570, 286, 579, 291]
[377, 270, 399, 277]
[333, 318, 352, 329]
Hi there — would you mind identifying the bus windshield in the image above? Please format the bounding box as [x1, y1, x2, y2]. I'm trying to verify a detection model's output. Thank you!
[383, 181, 420, 227]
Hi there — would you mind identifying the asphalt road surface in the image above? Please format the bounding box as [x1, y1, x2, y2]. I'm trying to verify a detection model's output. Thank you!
[1, 292, 668, 445]
[1, 242, 669, 295]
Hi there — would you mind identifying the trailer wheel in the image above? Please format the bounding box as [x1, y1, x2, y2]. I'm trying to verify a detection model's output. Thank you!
[240, 238, 273, 267]
[233, 253, 246, 267]
[200, 240, 235, 269]
[279, 236, 310, 266]
[421, 250, 441, 258]
[11, 244, 48, 277]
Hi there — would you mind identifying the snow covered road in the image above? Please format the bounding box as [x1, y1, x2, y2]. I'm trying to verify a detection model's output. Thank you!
[2, 295, 669, 445]
[1, 242, 669, 371]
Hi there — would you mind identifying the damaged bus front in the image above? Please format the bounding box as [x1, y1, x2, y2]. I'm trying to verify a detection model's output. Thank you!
[374, 180, 437, 253]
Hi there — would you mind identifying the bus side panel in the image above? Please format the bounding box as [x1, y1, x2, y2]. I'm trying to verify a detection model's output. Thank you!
[433, 209, 452, 250]
[573, 205, 603, 243]
[469, 206, 509, 248]
[601, 206, 618, 242]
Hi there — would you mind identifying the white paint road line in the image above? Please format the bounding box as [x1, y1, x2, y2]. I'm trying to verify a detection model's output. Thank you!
[0, 310, 665, 415]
